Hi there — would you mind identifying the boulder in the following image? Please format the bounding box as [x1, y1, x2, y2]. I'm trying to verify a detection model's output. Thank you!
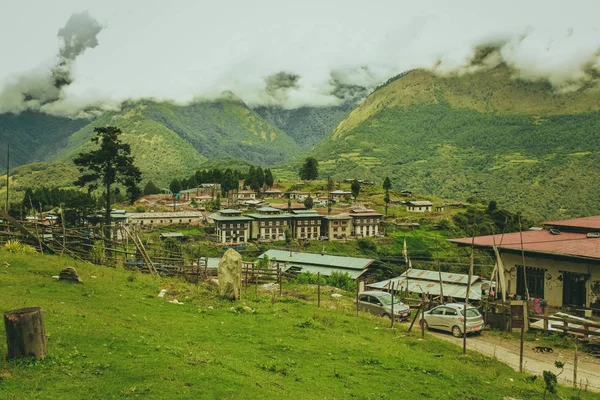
[218, 249, 242, 300]
[58, 267, 82, 283]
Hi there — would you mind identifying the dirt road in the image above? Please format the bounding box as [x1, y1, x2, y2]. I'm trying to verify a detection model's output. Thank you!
[429, 330, 600, 392]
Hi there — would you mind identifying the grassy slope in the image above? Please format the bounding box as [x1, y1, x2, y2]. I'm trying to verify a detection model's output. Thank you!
[56, 105, 207, 187]
[310, 65, 600, 220]
[144, 99, 300, 165]
[0, 250, 588, 399]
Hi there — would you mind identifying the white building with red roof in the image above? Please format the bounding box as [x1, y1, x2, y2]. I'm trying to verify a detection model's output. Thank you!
[449, 215, 600, 310]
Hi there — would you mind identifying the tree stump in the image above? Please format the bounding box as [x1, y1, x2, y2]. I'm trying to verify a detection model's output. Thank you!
[3, 307, 47, 360]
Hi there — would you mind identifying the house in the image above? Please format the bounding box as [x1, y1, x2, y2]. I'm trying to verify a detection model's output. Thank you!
[314, 196, 330, 207]
[208, 209, 252, 243]
[368, 269, 489, 301]
[159, 232, 186, 241]
[406, 200, 433, 213]
[290, 210, 323, 240]
[400, 190, 413, 197]
[263, 189, 283, 199]
[258, 249, 374, 280]
[323, 214, 353, 240]
[128, 211, 204, 227]
[247, 207, 292, 241]
[330, 190, 352, 202]
[285, 191, 311, 201]
[349, 208, 383, 237]
[448, 215, 600, 309]
[235, 190, 256, 201]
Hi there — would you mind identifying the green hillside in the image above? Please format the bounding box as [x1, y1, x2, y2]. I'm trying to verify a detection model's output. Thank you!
[0, 249, 590, 399]
[0, 111, 89, 168]
[310, 65, 600, 220]
[254, 102, 355, 148]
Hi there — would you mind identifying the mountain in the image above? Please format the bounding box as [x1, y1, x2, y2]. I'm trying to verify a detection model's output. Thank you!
[253, 102, 356, 148]
[309, 65, 600, 220]
[0, 111, 89, 168]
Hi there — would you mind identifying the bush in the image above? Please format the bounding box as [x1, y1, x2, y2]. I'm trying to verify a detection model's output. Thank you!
[3, 240, 37, 254]
[296, 272, 324, 285]
[326, 271, 356, 291]
[357, 238, 377, 253]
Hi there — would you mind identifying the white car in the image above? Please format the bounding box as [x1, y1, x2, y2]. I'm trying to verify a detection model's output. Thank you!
[354, 291, 411, 321]
[420, 303, 484, 337]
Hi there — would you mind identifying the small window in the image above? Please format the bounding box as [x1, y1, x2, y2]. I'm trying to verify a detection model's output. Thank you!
[368, 296, 383, 306]
[444, 308, 458, 316]
[430, 307, 445, 315]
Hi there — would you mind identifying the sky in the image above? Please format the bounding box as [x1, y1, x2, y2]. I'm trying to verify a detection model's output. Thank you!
[1, 0, 599, 116]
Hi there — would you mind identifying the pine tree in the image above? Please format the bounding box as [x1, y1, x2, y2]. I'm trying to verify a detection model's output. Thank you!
[299, 157, 319, 180]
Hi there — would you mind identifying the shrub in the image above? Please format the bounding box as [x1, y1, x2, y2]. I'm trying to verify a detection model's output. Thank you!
[357, 238, 377, 253]
[326, 271, 356, 292]
[3, 240, 37, 254]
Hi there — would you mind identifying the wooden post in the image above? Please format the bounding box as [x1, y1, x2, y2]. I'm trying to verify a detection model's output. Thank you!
[317, 272, 321, 308]
[574, 343, 578, 389]
[543, 306, 548, 331]
[408, 304, 422, 332]
[421, 295, 425, 338]
[4, 307, 47, 360]
[391, 282, 395, 328]
[519, 322, 524, 373]
[278, 264, 282, 297]
[356, 280, 360, 317]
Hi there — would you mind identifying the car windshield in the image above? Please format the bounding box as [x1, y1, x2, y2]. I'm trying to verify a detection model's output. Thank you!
[460, 308, 481, 317]
[376, 293, 402, 306]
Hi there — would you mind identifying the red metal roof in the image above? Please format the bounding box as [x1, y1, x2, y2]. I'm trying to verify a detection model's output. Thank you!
[449, 230, 600, 260]
[543, 215, 600, 231]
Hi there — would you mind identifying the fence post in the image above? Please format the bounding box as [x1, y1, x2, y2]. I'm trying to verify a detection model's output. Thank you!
[317, 272, 321, 308]
[574, 343, 578, 389]
[563, 317, 568, 335]
[278, 264, 282, 297]
[390, 282, 395, 328]
[356, 280, 359, 317]
[421, 294, 425, 339]
[543, 306, 548, 331]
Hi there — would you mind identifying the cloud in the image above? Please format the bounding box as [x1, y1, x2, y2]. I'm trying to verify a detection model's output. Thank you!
[1, 0, 599, 116]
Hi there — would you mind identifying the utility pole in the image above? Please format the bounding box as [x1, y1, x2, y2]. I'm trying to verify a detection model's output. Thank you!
[5, 143, 9, 211]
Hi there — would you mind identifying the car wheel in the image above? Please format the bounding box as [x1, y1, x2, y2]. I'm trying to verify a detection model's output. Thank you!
[452, 326, 463, 338]
[420, 320, 429, 330]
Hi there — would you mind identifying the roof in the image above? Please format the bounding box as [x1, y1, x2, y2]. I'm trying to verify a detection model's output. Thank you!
[129, 212, 203, 219]
[209, 213, 253, 222]
[259, 249, 374, 271]
[219, 209, 242, 215]
[264, 189, 282, 193]
[256, 207, 282, 213]
[324, 214, 352, 220]
[292, 210, 320, 216]
[270, 202, 306, 210]
[349, 213, 383, 217]
[407, 201, 433, 206]
[448, 229, 600, 260]
[543, 216, 600, 231]
[246, 212, 293, 220]
[285, 264, 367, 279]
[331, 190, 351, 195]
[367, 269, 484, 300]
[159, 232, 185, 238]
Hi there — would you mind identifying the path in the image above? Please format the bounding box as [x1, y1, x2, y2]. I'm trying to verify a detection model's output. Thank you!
[429, 331, 600, 392]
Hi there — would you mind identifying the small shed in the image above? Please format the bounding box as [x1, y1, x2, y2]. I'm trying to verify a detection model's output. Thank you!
[368, 269, 488, 301]
[406, 200, 433, 213]
[159, 232, 186, 241]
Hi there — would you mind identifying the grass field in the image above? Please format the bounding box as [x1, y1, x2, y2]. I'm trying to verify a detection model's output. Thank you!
[0, 249, 592, 399]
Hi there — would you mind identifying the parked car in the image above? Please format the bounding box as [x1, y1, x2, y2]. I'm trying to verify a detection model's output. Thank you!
[354, 290, 411, 321]
[420, 303, 484, 337]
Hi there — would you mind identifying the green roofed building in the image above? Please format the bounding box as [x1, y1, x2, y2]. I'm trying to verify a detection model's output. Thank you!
[208, 209, 253, 244]
[258, 249, 374, 280]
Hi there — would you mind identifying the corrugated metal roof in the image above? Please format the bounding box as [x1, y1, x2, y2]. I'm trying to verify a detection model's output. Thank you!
[260, 249, 374, 270]
[407, 201, 433, 206]
[159, 232, 185, 238]
[543, 216, 600, 231]
[367, 269, 483, 300]
[284, 264, 367, 279]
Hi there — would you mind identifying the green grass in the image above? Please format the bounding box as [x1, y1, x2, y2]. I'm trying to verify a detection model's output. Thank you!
[0, 250, 592, 399]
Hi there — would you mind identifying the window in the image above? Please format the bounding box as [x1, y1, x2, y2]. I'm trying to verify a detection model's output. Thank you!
[368, 296, 383, 306]
[445, 308, 458, 316]
[334, 221, 339, 226]
[430, 307, 445, 315]
[189, 219, 192, 222]
[460, 309, 481, 317]
[516, 265, 545, 299]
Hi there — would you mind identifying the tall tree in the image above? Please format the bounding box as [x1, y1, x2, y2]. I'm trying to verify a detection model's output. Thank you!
[256, 167, 265, 191]
[143, 181, 161, 195]
[351, 180, 361, 200]
[265, 169, 274, 188]
[304, 195, 314, 210]
[384, 191, 390, 216]
[299, 157, 319, 180]
[169, 178, 181, 195]
[383, 177, 392, 191]
[73, 126, 141, 236]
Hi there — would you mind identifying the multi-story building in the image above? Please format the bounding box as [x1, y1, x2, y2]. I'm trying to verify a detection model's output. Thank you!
[247, 207, 293, 241]
[128, 211, 204, 227]
[208, 209, 252, 243]
[323, 214, 353, 240]
[290, 210, 323, 240]
[349, 208, 383, 238]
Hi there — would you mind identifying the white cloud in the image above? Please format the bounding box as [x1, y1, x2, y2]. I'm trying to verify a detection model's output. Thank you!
[1, 0, 599, 115]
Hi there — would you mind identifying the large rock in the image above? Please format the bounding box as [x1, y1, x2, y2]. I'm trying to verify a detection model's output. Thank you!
[58, 267, 82, 283]
[218, 249, 242, 300]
